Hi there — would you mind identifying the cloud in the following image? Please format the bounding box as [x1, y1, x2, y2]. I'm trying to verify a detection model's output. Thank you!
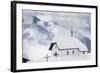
[22, 10, 91, 60]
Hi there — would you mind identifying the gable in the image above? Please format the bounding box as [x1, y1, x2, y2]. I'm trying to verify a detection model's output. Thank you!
[49, 42, 58, 50]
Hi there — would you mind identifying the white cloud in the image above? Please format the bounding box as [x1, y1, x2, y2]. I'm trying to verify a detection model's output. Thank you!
[22, 10, 91, 61]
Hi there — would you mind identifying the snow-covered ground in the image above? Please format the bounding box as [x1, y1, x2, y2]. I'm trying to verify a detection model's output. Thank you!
[27, 53, 91, 63]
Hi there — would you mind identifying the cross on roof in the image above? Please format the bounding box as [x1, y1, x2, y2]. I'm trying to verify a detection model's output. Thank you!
[44, 54, 50, 62]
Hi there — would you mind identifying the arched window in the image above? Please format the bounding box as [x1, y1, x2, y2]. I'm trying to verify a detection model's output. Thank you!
[67, 51, 69, 55]
[53, 52, 59, 57]
[83, 51, 85, 54]
[72, 50, 74, 54]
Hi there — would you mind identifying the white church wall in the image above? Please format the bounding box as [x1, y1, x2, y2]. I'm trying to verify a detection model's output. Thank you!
[58, 50, 67, 57]
[68, 50, 73, 56]
[84, 51, 88, 54]
[51, 47, 59, 57]
[51, 48, 85, 57]
[73, 49, 80, 56]
[79, 51, 88, 56]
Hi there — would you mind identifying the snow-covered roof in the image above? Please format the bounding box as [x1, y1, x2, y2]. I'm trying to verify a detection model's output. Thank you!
[51, 37, 88, 51]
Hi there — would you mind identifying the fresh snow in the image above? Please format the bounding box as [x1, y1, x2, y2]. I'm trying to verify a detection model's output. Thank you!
[52, 37, 88, 51]
[27, 53, 91, 63]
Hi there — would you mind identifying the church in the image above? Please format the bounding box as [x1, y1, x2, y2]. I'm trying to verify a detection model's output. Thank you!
[49, 26, 88, 57]
[49, 37, 88, 57]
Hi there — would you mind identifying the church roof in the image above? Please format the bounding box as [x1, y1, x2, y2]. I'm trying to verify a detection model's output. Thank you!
[51, 37, 88, 51]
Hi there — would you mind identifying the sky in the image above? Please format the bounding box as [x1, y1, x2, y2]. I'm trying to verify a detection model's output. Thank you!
[22, 10, 91, 61]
